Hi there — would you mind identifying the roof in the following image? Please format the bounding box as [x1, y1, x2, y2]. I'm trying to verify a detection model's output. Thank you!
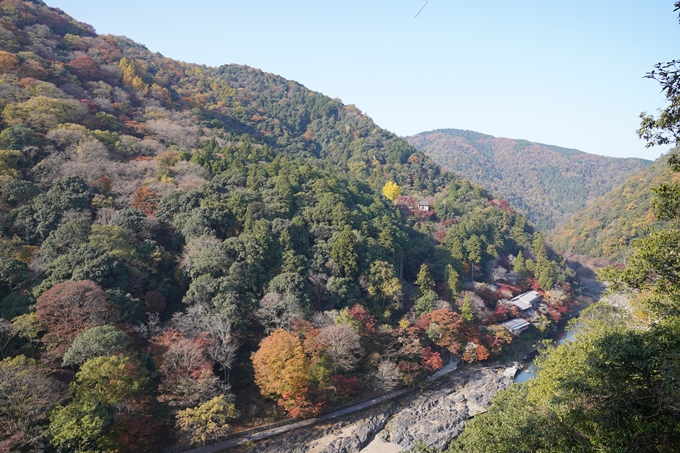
[510, 290, 542, 310]
[501, 318, 530, 330]
[419, 199, 430, 205]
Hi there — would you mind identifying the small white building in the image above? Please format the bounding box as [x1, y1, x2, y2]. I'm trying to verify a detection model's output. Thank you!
[509, 290, 542, 312]
[501, 318, 531, 336]
[419, 200, 430, 211]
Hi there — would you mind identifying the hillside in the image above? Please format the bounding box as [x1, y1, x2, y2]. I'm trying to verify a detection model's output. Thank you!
[549, 153, 678, 262]
[406, 129, 651, 231]
[0, 1, 576, 452]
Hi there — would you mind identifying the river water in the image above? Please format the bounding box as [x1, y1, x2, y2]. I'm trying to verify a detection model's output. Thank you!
[514, 323, 577, 383]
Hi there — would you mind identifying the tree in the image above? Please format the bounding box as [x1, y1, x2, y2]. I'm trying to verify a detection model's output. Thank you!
[151, 329, 229, 408]
[74, 355, 147, 405]
[415, 263, 435, 297]
[2, 96, 88, 132]
[175, 395, 237, 446]
[513, 251, 528, 278]
[251, 329, 315, 417]
[151, 329, 225, 409]
[267, 272, 311, 310]
[40, 218, 92, 263]
[49, 398, 113, 453]
[417, 308, 464, 355]
[382, 181, 401, 201]
[0, 51, 19, 70]
[39, 243, 131, 295]
[68, 56, 102, 80]
[421, 346, 443, 371]
[0, 318, 17, 358]
[142, 290, 166, 314]
[317, 323, 363, 373]
[363, 260, 403, 316]
[0, 149, 22, 180]
[36, 280, 119, 359]
[414, 289, 438, 316]
[205, 313, 238, 382]
[131, 186, 159, 216]
[0, 256, 28, 293]
[257, 292, 304, 333]
[450, 310, 680, 452]
[0, 355, 65, 451]
[331, 226, 358, 279]
[460, 294, 474, 323]
[465, 235, 482, 280]
[62, 325, 131, 367]
[372, 360, 400, 392]
[446, 264, 461, 299]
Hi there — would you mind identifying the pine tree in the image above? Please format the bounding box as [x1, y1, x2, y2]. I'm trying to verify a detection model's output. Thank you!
[446, 264, 461, 299]
[460, 294, 474, 323]
[415, 263, 435, 296]
[331, 226, 358, 279]
[514, 251, 528, 278]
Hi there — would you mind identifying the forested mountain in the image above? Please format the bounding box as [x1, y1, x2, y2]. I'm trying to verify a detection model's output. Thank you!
[549, 153, 678, 262]
[0, 1, 575, 452]
[406, 129, 651, 231]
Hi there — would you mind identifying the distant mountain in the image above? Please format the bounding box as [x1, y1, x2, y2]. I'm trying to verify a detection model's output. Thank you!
[406, 129, 652, 231]
[549, 154, 678, 262]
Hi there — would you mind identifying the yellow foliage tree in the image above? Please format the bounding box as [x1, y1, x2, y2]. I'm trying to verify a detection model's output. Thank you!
[175, 396, 237, 446]
[382, 181, 401, 201]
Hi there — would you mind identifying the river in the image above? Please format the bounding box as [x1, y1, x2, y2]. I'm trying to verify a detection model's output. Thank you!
[514, 320, 577, 383]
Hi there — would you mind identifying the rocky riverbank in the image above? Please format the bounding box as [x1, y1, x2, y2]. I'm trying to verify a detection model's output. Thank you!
[251, 367, 513, 453]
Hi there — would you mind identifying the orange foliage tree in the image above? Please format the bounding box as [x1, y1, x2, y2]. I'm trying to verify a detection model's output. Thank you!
[68, 56, 102, 80]
[131, 186, 159, 216]
[415, 308, 465, 355]
[0, 51, 19, 71]
[251, 329, 319, 418]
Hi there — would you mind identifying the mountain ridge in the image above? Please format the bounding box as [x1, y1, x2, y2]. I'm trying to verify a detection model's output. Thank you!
[549, 152, 678, 262]
[406, 128, 652, 231]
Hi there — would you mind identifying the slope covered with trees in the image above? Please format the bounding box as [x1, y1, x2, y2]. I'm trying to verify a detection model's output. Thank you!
[549, 153, 679, 262]
[406, 129, 651, 231]
[0, 1, 575, 451]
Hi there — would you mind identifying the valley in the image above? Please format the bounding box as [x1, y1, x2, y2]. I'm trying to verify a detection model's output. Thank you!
[0, 1, 679, 453]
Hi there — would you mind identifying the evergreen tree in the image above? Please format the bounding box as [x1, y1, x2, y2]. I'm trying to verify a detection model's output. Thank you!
[415, 263, 435, 297]
[460, 294, 474, 323]
[331, 226, 359, 279]
[513, 251, 528, 278]
[446, 264, 461, 299]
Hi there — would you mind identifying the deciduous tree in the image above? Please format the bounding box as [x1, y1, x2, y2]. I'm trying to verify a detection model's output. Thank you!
[36, 280, 118, 359]
[382, 181, 401, 201]
[175, 395, 237, 446]
[317, 323, 363, 373]
[0, 355, 65, 450]
[251, 329, 315, 417]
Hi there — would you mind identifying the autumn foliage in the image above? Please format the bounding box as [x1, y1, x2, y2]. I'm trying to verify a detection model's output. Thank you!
[68, 56, 103, 80]
[131, 186, 159, 215]
[36, 280, 118, 359]
[415, 308, 465, 354]
[251, 329, 318, 418]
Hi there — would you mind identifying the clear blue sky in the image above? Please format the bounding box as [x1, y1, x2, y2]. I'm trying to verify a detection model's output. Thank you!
[48, 1, 679, 160]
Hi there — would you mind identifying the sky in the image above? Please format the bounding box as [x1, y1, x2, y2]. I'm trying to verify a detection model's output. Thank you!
[47, 0, 679, 160]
